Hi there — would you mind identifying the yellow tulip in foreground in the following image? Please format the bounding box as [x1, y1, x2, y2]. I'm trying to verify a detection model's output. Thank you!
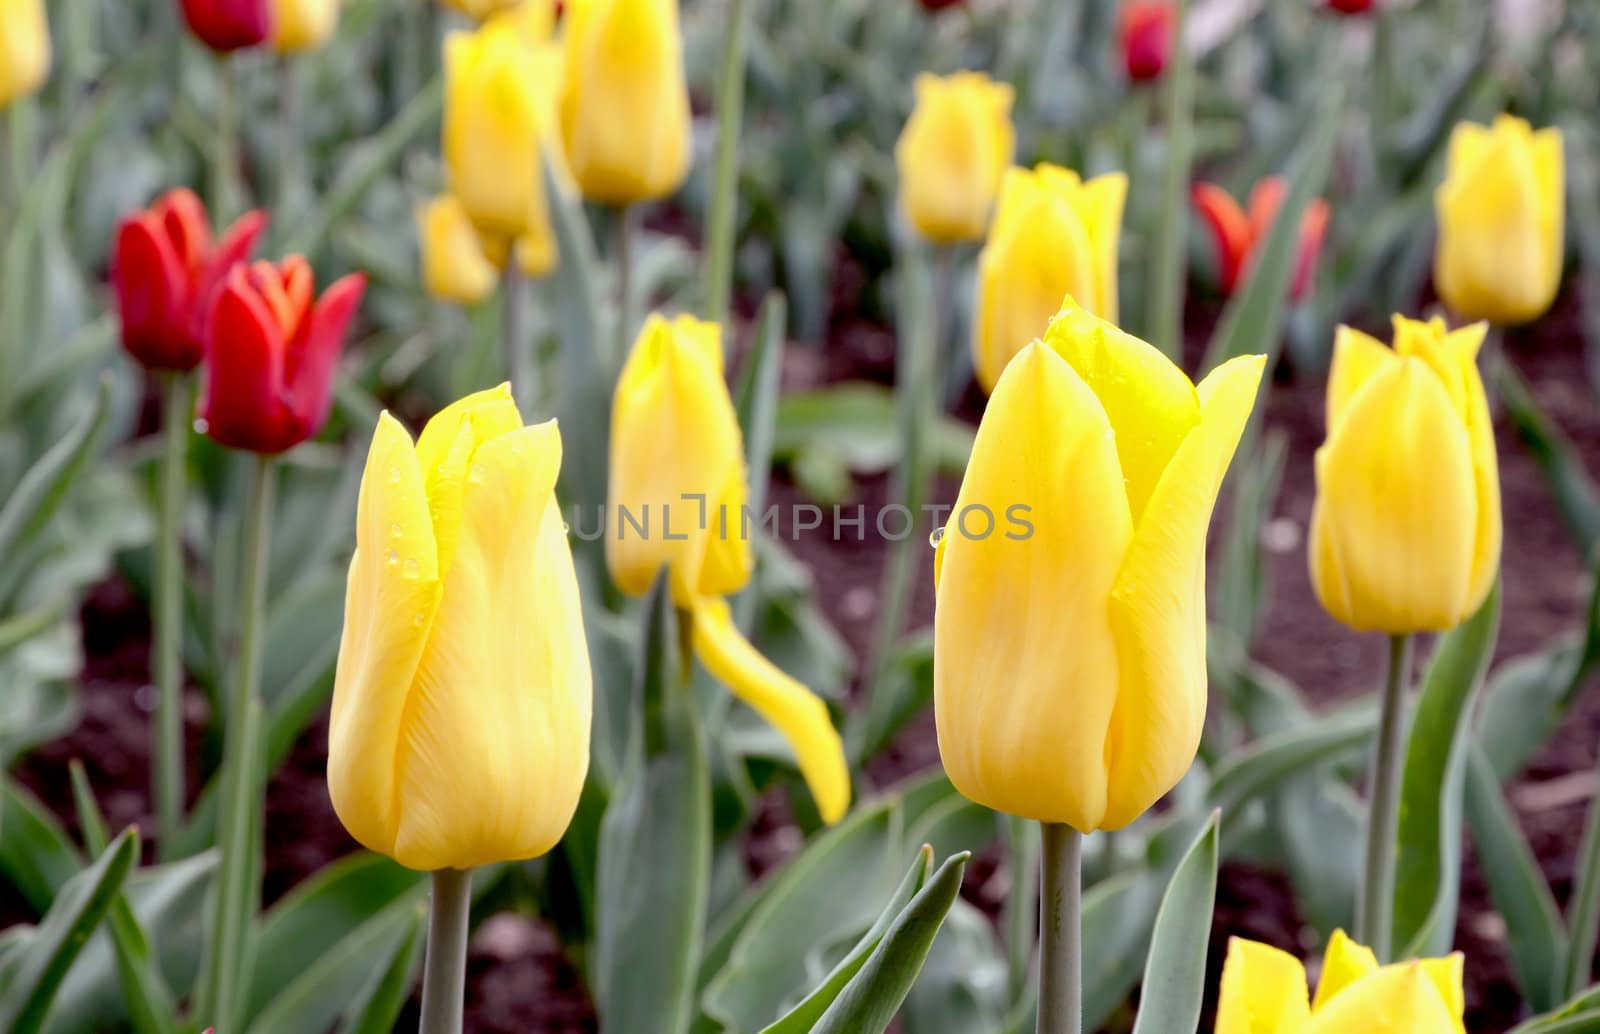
[973, 165, 1126, 393]
[328, 385, 592, 871]
[1310, 316, 1499, 634]
[0, 0, 51, 110]
[609, 314, 850, 824]
[1435, 116, 1563, 326]
[272, 0, 338, 52]
[896, 71, 1016, 244]
[559, 0, 691, 204]
[935, 301, 1264, 831]
[1216, 930, 1465, 1034]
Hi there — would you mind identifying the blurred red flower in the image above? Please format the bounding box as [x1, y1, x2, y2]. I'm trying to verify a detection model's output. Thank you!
[179, 0, 271, 51]
[199, 257, 366, 454]
[1120, 1, 1174, 83]
[918, 0, 968, 11]
[1327, 0, 1376, 13]
[113, 188, 266, 372]
[1192, 177, 1330, 300]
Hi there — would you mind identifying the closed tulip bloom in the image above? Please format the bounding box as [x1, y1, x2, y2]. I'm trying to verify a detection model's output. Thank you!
[180, 0, 272, 51]
[113, 188, 268, 371]
[973, 165, 1126, 393]
[1216, 930, 1464, 1034]
[1192, 177, 1330, 299]
[0, 0, 51, 109]
[199, 257, 366, 453]
[439, 0, 523, 19]
[1119, 2, 1174, 83]
[609, 314, 850, 824]
[1435, 116, 1563, 326]
[1326, 0, 1376, 13]
[895, 72, 1015, 244]
[559, 0, 691, 204]
[1310, 316, 1499, 633]
[935, 301, 1264, 831]
[418, 195, 502, 305]
[272, 0, 337, 52]
[329, 385, 592, 870]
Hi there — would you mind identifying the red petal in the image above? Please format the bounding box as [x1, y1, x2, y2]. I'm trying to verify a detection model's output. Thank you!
[179, 0, 272, 51]
[1246, 176, 1288, 244]
[1191, 183, 1252, 294]
[1120, 2, 1174, 83]
[285, 273, 366, 440]
[153, 188, 213, 274]
[200, 268, 296, 453]
[1292, 199, 1331, 301]
[188, 209, 267, 351]
[114, 213, 196, 370]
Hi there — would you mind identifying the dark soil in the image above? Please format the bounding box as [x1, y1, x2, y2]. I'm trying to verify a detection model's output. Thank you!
[9, 274, 1600, 1032]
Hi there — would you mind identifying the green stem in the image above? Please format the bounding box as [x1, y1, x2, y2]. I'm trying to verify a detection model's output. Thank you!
[1358, 633, 1411, 960]
[1148, 0, 1193, 356]
[1037, 823, 1082, 1034]
[614, 204, 634, 364]
[702, 0, 748, 328]
[1564, 753, 1600, 996]
[419, 868, 474, 1034]
[1003, 815, 1039, 1005]
[502, 261, 528, 408]
[275, 54, 301, 245]
[153, 374, 192, 859]
[213, 54, 239, 223]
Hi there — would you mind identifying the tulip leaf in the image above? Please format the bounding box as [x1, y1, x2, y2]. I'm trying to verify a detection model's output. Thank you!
[0, 375, 111, 578]
[1391, 581, 1501, 959]
[1491, 353, 1600, 558]
[1146, 0, 1194, 358]
[901, 897, 1010, 1034]
[1213, 430, 1287, 652]
[702, 0, 750, 328]
[1567, 753, 1600, 1003]
[336, 904, 426, 1034]
[1206, 704, 1377, 820]
[0, 828, 138, 1034]
[735, 292, 788, 527]
[595, 574, 711, 1034]
[1131, 813, 1220, 1034]
[0, 779, 83, 913]
[1464, 748, 1568, 1012]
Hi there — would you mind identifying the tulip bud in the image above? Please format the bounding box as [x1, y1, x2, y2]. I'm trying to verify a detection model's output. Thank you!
[935, 300, 1263, 831]
[973, 165, 1126, 393]
[180, 0, 272, 51]
[918, 0, 966, 11]
[558, 0, 691, 204]
[272, 0, 337, 52]
[1310, 316, 1499, 634]
[895, 72, 1015, 245]
[199, 257, 366, 453]
[1434, 116, 1563, 326]
[1217, 930, 1463, 1034]
[113, 189, 267, 371]
[328, 385, 593, 871]
[1326, 0, 1376, 13]
[609, 314, 850, 824]
[1191, 177, 1329, 300]
[1119, 2, 1174, 83]
[0, 0, 51, 109]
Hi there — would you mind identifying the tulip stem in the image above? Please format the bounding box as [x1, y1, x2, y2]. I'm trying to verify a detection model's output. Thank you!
[275, 55, 302, 242]
[153, 374, 192, 859]
[1037, 823, 1083, 1034]
[1358, 633, 1411, 961]
[420, 868, 474, 1034]
[613, 204, 634, 367]
[213, 54, 240, 224]
[702, 0, 748, 328]
[502, 262, 529, 408]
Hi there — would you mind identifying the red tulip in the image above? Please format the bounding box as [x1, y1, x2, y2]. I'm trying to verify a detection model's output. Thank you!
[1326, 0, 1376, 13]
[199, 257, 366, 454]
[113, 188, 267, 372]
[1119, 2, 1175, 83]
[1192, 177, 1329, 300]
[918, 0, 967, 11]
[179, 0, 272, 51]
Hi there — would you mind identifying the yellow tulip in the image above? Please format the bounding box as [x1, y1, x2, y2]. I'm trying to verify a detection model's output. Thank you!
[609, 314, 851, 824]
[934, 300, 1263, 831]
[559, 0, 691, 204]
[1435, 116, 1563, 326]
[1216, 930, 1465, 1034]
[273, 0, 338, 52]
[439, 0, 524, 20]
[328, 385, 592, 871]
[0, 0, 51, 110]
[418, 195, 501, 305]
[973, 165, 1126, 393]
[1310, 316, 1499, 633]
[896, 71, 1015, 244]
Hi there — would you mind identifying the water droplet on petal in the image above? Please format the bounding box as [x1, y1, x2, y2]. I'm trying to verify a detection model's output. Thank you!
[384, 548, 399, 565]
[468, 464, 487, 484]
[403, 558, 420, 578]
[390, 522, 404, 538]
[562, 522, 571, 534]
[928, 527, 945, 547]
[413, 612, 427, 628]
[387, 466, 402, 485]
[192, 418, 209, 434]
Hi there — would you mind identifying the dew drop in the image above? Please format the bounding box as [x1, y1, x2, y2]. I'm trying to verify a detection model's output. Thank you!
[390, 522, 404, 539]
[192, 418, 209, 434]
[387, 466, 402, 485]
[562, 522, 571, 534]
[403, 558, 421, 578]
[468, 464, 487, 484]
[928, 526, 945, 547]
[412, 612, 427, 628]
[384, 547, 399, 566]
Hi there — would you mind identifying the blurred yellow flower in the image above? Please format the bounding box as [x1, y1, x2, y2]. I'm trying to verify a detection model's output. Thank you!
[1310, 316, 1499, 633]
[608, 314, 850, 824]
[973, 165, 1126, 393]
[273, 0, 338, 52]
[935, 301, 1263, 831]
[0, 0, 51, 110]
[1435, 116, 1564, 326]
[418, 195, 501, 305]
[328, 385, 592, 871]
[559, 0, 691, 204]
[895, 71, 1015, 244]
[1216, 930, 1465, 1034]
[439, 0, 524, 20]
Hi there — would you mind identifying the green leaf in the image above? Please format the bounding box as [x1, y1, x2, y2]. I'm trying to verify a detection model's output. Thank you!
[0, 828, 138, 1034]
[1213, 431, 1287, 650]
[734, 292, 788, 524]
[701, 0, 750, 327]
[0, 779, 83, 913]
[1145, 0, 1193, 357]
[900, 897, 1010, 1034]
[595, 576, 711, 1034]
[1566, 751, 1600, 1002]
[0, 376, 111, 573]
[336, 903, 426, 1034]
[1207, 704, 1376, 819]
[1392, 582, 1502, 958]
[773, 383, 974, 481]
[1491, 353, 1600, 558]
[1132, 813, 1220, 1034]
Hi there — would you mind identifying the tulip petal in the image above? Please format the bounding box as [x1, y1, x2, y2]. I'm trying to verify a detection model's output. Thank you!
[696, 466, 754, 598]
[414, 383, 524, 574]
[328, 413, 444, 859]
[419, 195, 502, 305]
[1101, 354, 1263, 829]
[1326, 325, 1398, 432]
[190, 209, 269, 347]
[1306, 963, 1459, 1034]
[1076, 172, 1127, 320]
[285, 272, 366, 440]
[1310, 929, 1379, 1011]
[394, 421, 591, 870]
[201, 268, 293, 452]
[1191, 183, 1252, 294]
[691, 596, 850, 824]
[1420, 954, 1467, 1034]
[1310, 357, 1478, 632]
[1215, 938, 1311, 1034]
[114, 214, 190, 369]
[934, 342, 1132, 830]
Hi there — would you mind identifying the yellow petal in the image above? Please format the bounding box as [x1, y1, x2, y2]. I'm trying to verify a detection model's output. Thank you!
[272, 0, 338, 51]
[418, 195, 503, 306]
[414, 384, 524, 575]
[445, 23, 544, 237]
[1310, 357, 1478, 632]
[393, 421, 592, 870]
[1215, 937, 1312, 1034]
[328, 413, 445, 860]
[1326, 325, 1397, 432]
[934, 342, 1132, 830]
[1100, 354, 1263, 829]
[1310, 929, 1379, 1012]
[896, 71, 1016, 244]
[696, 465, 754, 598]
[1074, 172, 1128, 322]
[691, 596, 850, 824]
[1306, 963, 1459, 1034]
[0, 0, 50, 108]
